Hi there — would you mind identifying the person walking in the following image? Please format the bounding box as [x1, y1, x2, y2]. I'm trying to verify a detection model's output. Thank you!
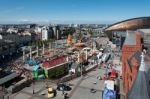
[64, 93, 69, 99]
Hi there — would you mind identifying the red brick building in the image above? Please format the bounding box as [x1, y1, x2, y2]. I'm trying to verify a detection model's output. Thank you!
[122, 31, 142, 93]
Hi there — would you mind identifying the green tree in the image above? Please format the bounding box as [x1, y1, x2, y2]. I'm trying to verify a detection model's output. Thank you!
[88, 28, 94, 36]
[63, 27, 76, 36]
[75, 32, 83, 41]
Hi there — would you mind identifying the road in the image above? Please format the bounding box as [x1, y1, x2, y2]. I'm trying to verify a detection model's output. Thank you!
[69, 67, 105, 99]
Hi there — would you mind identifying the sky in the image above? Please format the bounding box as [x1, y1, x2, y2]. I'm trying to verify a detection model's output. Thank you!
[0, 0, 150, 24]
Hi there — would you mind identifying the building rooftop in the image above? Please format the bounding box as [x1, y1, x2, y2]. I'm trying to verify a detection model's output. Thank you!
[104, 17, 150, 40]
[105, 17, 150, 32]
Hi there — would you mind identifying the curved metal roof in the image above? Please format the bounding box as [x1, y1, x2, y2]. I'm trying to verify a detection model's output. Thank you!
[105, 17, 150, 32]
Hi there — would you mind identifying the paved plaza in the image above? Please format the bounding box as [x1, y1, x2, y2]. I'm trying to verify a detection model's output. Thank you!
[70, 68, 105, 99]
[9, 65, 106, 99]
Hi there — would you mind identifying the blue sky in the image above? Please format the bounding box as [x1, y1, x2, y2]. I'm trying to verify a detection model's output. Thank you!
[0, 0, 150, 24]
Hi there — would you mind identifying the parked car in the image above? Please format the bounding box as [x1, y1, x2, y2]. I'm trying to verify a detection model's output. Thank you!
[48, 86, 56, 98]
[57, 83, 72, 91]
[90, 88, 97, 93]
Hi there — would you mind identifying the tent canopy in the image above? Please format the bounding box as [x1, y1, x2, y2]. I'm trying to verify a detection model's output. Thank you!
[32, 65, 40, 71]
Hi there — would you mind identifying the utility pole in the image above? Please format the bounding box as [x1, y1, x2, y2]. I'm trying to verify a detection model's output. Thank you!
[36, 46, 39, 57]
[81, 63, 82, 77]
[85, 49, 88, 61]
[32, 78, 35, 94]
[23, 48, 25, 62]
[78, 52, 80, 63]
[30, 47, 32, 59]
[49, 42, 51, 52]
[43, 44, 45, 55]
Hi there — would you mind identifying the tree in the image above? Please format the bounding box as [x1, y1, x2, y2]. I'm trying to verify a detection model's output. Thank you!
[63, 27, 76, 36]
[38, 40, 42, 47]
[88, 28, 94, 36]
[75, 32, 83, 41]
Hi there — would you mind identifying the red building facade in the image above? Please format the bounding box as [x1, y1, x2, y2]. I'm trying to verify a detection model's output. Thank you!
[122, 31, 142, 94]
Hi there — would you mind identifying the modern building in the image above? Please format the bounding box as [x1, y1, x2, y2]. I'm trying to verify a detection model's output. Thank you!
[104, 17, 150, 98]
[41, 26, 48, 40]
[111, 31, 126, 48]
[0, 40, 16, 59]
[104, 17, 150, 40]
[35, 25, 61, 41]
[92, 28, 104, 36]
[0, 33, 31, 59]
[53, 26, 61, 40]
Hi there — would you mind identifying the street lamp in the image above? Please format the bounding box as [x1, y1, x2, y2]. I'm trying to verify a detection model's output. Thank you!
[80, 63, 83, 77]
[85, 49, 88, 61]
[36, 46, 39, 57]
[30, 47, 32, 59]
[32, 78, 35, 94]
[42, 43, 45, 55]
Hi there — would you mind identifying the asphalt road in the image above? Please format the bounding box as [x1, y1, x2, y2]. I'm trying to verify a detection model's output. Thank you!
[70, 67, 105, 99]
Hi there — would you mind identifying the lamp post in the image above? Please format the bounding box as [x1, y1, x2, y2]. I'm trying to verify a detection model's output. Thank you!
[77, 52, 80, 63]
[32, 78, 35, 94]
[23, 48, 25, 62]
[80, 63, 83, 77]
[36, 46, 39, 57]
[85, 49, 88, 61]
[30, 47, 32, 59]
[42, 43, 45, 55]
[49, 42, 51, 52]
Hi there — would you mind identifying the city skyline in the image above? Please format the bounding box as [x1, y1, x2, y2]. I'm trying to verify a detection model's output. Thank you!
[0, 0, 150, 24]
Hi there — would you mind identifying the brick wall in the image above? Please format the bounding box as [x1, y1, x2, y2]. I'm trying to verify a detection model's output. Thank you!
[121, 32, 142, 94]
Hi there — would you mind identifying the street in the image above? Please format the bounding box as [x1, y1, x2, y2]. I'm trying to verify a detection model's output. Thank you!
[70, 67, 105, 99]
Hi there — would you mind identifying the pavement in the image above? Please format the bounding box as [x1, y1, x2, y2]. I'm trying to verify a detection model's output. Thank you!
[69, 67, 105, 99]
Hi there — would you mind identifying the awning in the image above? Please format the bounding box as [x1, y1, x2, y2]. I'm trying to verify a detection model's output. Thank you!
[0, 72, 19, 85]
[32, 65, 40, 71]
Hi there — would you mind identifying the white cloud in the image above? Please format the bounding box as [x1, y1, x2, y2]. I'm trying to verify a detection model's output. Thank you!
[19, 19, 31, 22]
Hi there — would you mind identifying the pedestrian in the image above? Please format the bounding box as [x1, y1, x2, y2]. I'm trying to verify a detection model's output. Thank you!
[64, 93, 69, 99]
[105, 65, 108, 77]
